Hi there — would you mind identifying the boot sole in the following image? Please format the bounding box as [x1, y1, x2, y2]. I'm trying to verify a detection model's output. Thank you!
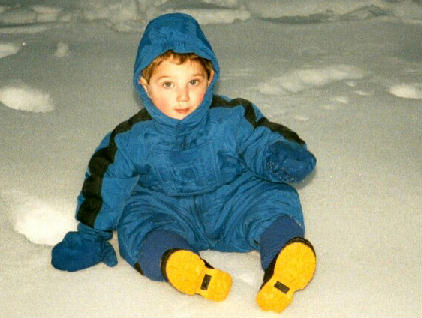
[256, 239, 316, 312]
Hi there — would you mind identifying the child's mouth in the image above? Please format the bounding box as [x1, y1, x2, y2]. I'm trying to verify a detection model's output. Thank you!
[175, 108, 191, 114]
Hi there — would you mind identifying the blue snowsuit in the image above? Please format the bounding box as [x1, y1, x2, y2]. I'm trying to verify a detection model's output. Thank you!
[51, 13, 316, 281]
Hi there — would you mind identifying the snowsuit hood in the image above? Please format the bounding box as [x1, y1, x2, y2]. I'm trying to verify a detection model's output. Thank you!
[133, 13, 220, 132]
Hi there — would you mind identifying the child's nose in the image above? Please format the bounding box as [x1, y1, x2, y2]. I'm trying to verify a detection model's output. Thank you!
[176, 87, 189, 102]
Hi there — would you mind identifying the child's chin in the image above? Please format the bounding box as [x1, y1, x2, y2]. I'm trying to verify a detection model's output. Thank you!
[171, 114, 188, 120]
[172, 111, 192, 120]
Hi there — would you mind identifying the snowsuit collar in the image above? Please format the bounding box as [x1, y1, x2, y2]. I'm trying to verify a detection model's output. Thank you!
[133, 13, 219, 135]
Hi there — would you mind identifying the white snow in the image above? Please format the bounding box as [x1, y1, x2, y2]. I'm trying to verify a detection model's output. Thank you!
[0, 83, 55, 112]
[1, 190, 77, 245]
[32, 6, 63, 23]
[54, 42, 70, 58]
[0, 24, 56, 34]
[163, 8, 251, 24]
[0, 7, 38, 25]
[0, 1, 421, 318]
[243, 0, 422, 24]
[258, 65, 366, 95]
[0, 0, 419, 32]
[389, 83, 422, 99]
[0, 41, 20, 58]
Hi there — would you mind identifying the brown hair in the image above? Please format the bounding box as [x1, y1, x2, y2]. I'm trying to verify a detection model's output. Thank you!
[141, 50, 213, 83]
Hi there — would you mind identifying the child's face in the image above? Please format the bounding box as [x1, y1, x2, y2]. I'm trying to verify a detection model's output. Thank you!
[140, 59, 213, 120]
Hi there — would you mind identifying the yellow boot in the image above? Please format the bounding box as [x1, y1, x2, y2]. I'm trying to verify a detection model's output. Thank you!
[256, 238, 316, 313]
[162, 249, 232, 301]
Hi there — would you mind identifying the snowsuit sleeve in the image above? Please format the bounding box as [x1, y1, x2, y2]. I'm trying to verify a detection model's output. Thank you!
[76, 126, 140, 232]
[234, 98, 316, 183]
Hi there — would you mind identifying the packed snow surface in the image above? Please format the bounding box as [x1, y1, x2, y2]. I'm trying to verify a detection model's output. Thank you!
[0, 0, 421, 317]
[389, 82, 422, 99]
[0, 83, 55, 112]
[0, 42, 20, 58]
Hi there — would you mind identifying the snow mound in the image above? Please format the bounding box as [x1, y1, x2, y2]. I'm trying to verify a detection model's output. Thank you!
[0, 7, 37, 25]
[0, 24, 56, 35]
[0, 84, 55, 112]
[0, 0, 420, 34]
[1, 190, 77, 246]
[163, 8, 251, 24]
[0, 42, 20, 58]
[0, 5, 64, 25]
[81, 0, 141, 32]
[54, 42, 70, 58]
[245, 0, 421, 24]
[31, 5, 63, 23]
[258, 64, 366, 95]
[389, 83, 422, 100]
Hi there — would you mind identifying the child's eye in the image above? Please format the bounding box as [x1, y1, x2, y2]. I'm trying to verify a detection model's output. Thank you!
[189, 79, 200, 86]
[162, 81, 174, 88]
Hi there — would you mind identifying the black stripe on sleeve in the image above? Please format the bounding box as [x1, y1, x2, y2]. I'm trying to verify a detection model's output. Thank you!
[211, 95, 305, 145]
[76, 108, 152, 228]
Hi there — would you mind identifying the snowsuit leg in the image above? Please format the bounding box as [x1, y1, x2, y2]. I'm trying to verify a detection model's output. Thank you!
[117, 186, 208, 281]
[117, 173, 306, 279]
[207, 173, 305, 270]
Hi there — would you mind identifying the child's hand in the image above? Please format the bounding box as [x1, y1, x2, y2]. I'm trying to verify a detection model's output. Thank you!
[51, 224, 117, 272]
[266, 141, 316, 183]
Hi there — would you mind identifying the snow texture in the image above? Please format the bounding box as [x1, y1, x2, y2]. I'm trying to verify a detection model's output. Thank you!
[1, 190, 77, 245]
[0, 0, 421, 317]
[53, 42, 70, 58]
[389, 82, 422, 99]
[258, 65, 366, 95]
[0, 84, 55, 112]
[0, 42, 20, 58]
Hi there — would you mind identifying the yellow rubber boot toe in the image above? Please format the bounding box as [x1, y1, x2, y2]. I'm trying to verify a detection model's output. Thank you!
[164, 249, 232, 302]
[256, 238, 316, 313]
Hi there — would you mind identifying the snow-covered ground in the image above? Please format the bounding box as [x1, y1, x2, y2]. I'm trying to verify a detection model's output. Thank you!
[0, 0, 421, 317]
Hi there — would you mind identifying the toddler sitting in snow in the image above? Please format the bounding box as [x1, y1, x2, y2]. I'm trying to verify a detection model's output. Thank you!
[52, 12, 317, 313]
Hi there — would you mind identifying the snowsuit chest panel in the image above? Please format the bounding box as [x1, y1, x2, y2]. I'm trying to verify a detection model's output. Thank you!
[138, 111, 246, 196]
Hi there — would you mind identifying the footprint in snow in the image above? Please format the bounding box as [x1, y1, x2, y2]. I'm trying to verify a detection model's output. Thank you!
[0, 190, 77, 246]
[0, 42, 20, 58]
[0, 83, 54, 112]
[389, 83, 421, 100]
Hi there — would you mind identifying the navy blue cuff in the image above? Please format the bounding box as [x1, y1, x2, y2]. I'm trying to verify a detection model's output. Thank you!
[259, 215, 305, 270]
[137, 230, 194, 281]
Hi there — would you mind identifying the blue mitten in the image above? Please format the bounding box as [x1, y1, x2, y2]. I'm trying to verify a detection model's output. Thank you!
[51, 223, 117, 272]
[266, 140, 316, 183]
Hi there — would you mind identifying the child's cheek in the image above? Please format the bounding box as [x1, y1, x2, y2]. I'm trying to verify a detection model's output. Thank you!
[196, 90, 206, 105]
[153, 92, 172, 109]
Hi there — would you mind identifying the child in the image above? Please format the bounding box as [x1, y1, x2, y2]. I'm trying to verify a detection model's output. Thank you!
[52, 12, 317, 313]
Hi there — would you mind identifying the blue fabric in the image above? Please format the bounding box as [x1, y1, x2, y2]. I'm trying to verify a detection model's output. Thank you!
[259, 215, 305, 270]
[51, 223, 117, 272]
[117, 173, 304, 267]
[57, 13, 317, 274]
[137, 230, 195, 281]
[265, 140, 317, 183]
